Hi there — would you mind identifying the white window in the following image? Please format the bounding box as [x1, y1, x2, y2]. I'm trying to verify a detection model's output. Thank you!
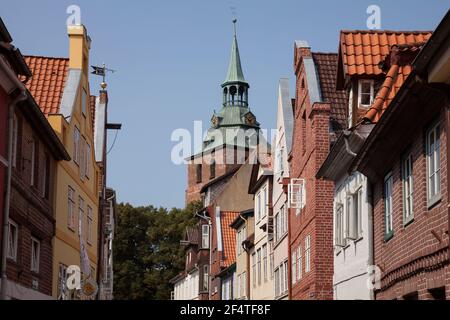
[79, 197, 84, 238]
[269, 243, 274, 280]
[252, 253, 256, 288]
[274, 212, 280, 242]
[263, 244, 268, 282]
[274, 267, 280, 297]
[87, 206, 93, 245]
[384, 173, 394, 236]
[257, 248, 261, 285]
[297, 246, 302, 281]
[262, 186, 267, 219]
[426, 122, 441, 206]
[346, 189, 362, 240]
[402, 153, 414, 224]
[335, 204, 345, 247]
[80, 138, 86, 180]
[256, 192, 261, 221]
[7, 220, 18, 261]
[358, 80, 374, 107]
[305, 235, 311, 273]
[30, 139, 36, 186]
[202, 265, 209, 291]
[85, 142, 90, 178]
[202, 224, 210, 249]
[281, 205, 287, 236]
[31, 237, 40, 272]
[283, 261, 288, 294]
[12, 113, 18, 168]
[73, 127, 80, 165]
[288, 178, 306, 213]
[291, 250, 297, 285]
[68, 186, 75, 230]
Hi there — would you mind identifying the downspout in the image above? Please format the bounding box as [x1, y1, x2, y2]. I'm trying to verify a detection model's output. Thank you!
[367, 182, 375, 300]
[0, 90, 27, 300]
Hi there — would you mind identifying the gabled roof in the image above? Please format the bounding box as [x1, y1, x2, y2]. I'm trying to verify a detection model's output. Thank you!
[277, 78, 294, 154]
[312, 52, 348, 132]
[24, 55, 69, 115]
[337, 30, 432, 88]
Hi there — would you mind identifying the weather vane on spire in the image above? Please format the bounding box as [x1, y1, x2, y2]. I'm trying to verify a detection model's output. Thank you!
[91, 63, 116, 89]
[230, 6, 238, 35]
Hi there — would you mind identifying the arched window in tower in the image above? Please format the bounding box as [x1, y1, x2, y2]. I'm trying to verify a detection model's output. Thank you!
[210, 159, 216, 180]
[196, 164, 202, 183]
[223, 87, 228, 105]
[230, 86, 237, 105]
[239, 86, 245, 106]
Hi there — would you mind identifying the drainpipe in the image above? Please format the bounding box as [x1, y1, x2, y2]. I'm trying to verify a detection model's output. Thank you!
[0, 89, 27, 300]
[367, 181, 375, 300]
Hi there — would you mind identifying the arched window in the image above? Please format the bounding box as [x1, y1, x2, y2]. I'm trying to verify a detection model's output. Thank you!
[210, 159, 216, 180]
[230, 86, 237, 104]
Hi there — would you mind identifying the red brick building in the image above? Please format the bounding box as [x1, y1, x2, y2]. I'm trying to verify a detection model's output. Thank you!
[0, 18, 70, 299]
[352, 13, 450, 300]
[288, 41, 347, 300]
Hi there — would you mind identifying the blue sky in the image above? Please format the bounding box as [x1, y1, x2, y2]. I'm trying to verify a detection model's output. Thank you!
[2, 1, 448, 209]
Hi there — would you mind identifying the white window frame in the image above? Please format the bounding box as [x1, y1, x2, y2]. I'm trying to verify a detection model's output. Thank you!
[288, 178, 306, 213]
[335, 203, 345, 247]
[348, 86, 354, 128]
[7, 220, 18, 261]
[87, 206, 93, 245]
[202, 224, 210, 249]
[305, 235, 311, 273]
[252, 253, 256, 288]
[262, 244, 268, 282]
[73, 127, 80, 165]
[402, 152, 414, 224]
[384, 172, 394, 237]
[67, 186, 75, 230]
[257, 248, 261, 285]
[297, 246, 302, 281]
[85, 142, 90, 178]
[274, 267, 280, 297]
[262, 186, 267, 219]
[31, 237, 40, 272]
[346, 189, 363, 240]
[358, 79, 374, 107]
[291, 250, 297, 285]
[426, 121, 441, 207]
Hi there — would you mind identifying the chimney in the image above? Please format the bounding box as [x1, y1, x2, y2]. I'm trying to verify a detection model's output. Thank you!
[67, 24, 91, 72]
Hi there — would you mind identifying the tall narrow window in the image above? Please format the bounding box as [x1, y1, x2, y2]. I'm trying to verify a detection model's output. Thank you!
[73, 127, 80, 165]
[262, 187, 267, 218]
[87, 206, 93, 245]
[68, 186, 75, 230]
[426, 122, 441, 206]
[257, 192, 261, 221]
[31, 237, 40, 272]
[262, 244, 268, 282]
[305, 235, 311, 273]
[274, 268, 280, 297]
[335, 204, 345, 247]
[12, 113, 18, 168]
[203, 265, 209, 291]
[384, 173, 394, 237]
[42, 154, 51, 199]
[292, 250, 297, 285]
[297, 246, 302, 281]
[79, 197, 84, 238]
[85, 142, 90, 178]
[30, 139, 36, 186]
[257, 248, 262, 285]
[196, 164, 202, 183]
[202, 224, 210, 249]
[210, 159, 216, 180]
[347, 190, 362, 240]
[252, 253, 256, 288]
[283, 261, 288, 294]
[402, 153, 414, 224]
[7, 220, 18, 261]
[274, 212, 280, 242]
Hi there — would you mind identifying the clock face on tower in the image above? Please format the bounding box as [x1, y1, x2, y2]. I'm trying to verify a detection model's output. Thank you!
[245, 113, 256, 126]
[211, 115, 219, 127]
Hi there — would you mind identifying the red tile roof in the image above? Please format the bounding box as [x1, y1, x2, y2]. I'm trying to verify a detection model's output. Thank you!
[23, 55, 69, 115]
[220, 211, 239, 268]
[312, 52, 348, 132]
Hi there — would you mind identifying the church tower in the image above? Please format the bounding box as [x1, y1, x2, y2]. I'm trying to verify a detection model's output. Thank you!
[186, 20, 263, 205]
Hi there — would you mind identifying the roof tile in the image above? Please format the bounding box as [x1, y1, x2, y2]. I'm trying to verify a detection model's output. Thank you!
[220, 211, 239, 268]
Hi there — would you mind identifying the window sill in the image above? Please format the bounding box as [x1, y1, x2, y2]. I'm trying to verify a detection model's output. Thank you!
[427, 196, 442, 210]
[403, 217, 414, 228]
[384, 231, 394, 243]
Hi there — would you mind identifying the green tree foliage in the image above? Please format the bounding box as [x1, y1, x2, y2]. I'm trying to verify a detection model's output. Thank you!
[113, 201, 201, 300]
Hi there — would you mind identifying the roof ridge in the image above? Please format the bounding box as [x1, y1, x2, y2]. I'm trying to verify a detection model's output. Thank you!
[24, 54, 69, 60]
[340, 30, 433, 34]
[312, 52, 338, 56]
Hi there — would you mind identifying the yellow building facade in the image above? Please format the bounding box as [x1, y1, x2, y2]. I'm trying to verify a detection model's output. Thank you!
[46, 25, 101, 299]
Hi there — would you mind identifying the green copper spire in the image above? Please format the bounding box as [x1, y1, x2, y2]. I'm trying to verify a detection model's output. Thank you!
[223, 19, 247, 85]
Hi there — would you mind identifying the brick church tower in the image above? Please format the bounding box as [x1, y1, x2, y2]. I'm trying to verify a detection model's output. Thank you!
[185, 20, 265, 205]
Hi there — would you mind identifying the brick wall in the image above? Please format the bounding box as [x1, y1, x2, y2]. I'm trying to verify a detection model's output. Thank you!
[6, 106, 57, 297]
[372, 109, 450, 300]
[289, 45, 334, 300]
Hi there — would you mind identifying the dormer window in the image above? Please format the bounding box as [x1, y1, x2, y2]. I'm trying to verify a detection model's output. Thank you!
[358, 80, 374, 107]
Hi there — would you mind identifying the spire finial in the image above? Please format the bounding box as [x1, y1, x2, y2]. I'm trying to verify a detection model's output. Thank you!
[233, 18, 237, 37]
